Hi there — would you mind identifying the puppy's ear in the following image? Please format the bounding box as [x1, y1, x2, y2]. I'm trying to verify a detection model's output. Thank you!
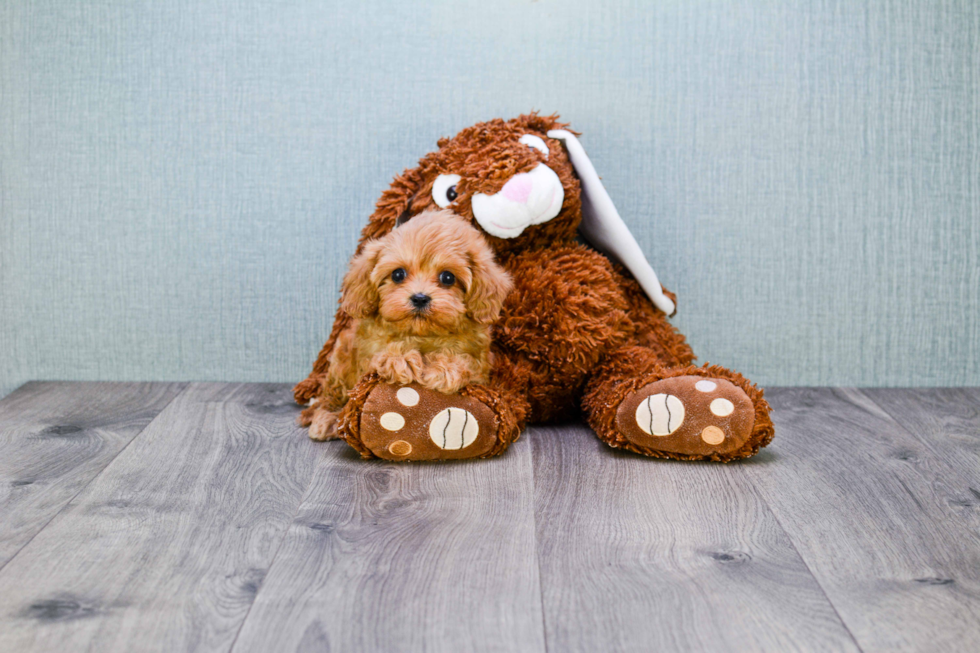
[341, 239, 384, 319]
[466, 241, 514, 325]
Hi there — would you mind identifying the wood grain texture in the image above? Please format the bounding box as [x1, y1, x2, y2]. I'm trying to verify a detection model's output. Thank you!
[753, 388, 980, 652]
[231, 435, 546, 653]
[863, 388, 980, 490]
[0, 382, 185, 569]
[3, 383, 980, 651]
[0, 383, 319, 653]
[530, 423, 858, 653]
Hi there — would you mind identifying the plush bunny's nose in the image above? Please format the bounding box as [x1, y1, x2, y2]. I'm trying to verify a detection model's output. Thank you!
[501, 174, 533, 204]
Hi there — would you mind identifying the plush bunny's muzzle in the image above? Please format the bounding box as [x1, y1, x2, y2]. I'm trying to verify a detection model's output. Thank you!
[470, 163, 565, 239]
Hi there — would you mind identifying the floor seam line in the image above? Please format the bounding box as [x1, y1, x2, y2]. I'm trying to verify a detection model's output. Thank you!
[528, 427, 551, 653]
[755, 486, 864, 651]
[746, 391, 866, 653]
[859, 387, 979, 490]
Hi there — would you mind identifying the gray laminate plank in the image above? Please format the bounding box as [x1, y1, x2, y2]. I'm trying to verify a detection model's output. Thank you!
[749, 388, 980, 652]
[231, 434, 546, 653]
[0, 383, 320, 652]
[863, 388, 980, 494]
[0, 381, 186, 569]
[531, 423, 858, 653]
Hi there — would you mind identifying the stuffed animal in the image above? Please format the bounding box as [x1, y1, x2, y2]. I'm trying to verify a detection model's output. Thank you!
[296, 113, 774, 462]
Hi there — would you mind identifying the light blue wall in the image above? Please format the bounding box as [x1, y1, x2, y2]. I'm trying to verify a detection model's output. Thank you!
[2, 0, 978, 398]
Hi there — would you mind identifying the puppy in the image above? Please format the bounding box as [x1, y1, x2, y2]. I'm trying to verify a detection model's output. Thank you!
[303, 209, 513, 441]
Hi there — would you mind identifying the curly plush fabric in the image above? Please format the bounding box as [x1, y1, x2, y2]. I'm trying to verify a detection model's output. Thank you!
[297, 113, 774, 462]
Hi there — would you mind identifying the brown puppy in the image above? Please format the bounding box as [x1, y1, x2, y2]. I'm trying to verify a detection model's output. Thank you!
[303, 209, 512, 440]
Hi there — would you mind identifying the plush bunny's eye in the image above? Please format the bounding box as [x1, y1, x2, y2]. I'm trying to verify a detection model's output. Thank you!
[432, 174, 461, 208]
[519, 134, 549, 159]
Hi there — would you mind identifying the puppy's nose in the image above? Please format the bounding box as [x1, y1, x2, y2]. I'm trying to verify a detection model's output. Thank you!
[410, 293, 431, 309]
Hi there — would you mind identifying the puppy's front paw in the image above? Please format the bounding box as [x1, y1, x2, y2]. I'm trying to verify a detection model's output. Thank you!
[416, 352, 482, 394]
[373, 350, 425, 386]
[308, 407, 340, 441]
[418, 366, 468, 394]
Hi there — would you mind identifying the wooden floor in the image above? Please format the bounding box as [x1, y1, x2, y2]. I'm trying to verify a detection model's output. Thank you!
[0, 383, 978, 652]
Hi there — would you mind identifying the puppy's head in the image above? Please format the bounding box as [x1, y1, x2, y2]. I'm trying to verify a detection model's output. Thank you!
[342, 209, 513, 335]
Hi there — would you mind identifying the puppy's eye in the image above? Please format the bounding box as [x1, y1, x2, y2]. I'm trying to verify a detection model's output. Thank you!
[432, 174, 462, 208]
[391, 268, 407, 283]
[519, 134, 549, 159]
[438, 271, 456, 286]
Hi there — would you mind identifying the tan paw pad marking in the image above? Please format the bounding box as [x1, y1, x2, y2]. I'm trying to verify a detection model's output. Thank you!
[710, 398, 735, 417]
[695, 380, 717, 393]
[388, 440, 412, 456]
[701, 426, 725, 445]
[429, 407, 479, 450]
[380, 412, 405, 431]
[635, 393, 685, 436]
[396, 387, 419, 407]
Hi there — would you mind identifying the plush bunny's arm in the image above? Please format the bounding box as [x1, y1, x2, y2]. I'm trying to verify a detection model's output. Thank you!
[547, 130, 676, 316]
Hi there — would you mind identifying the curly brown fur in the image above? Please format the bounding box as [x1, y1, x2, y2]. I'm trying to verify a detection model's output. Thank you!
[495, 244, 637, 421]
[298, 112, 773, 461]
[305, 210, 512, 440]
[297, 113, 577, 398]
[361, 113, 582, 258]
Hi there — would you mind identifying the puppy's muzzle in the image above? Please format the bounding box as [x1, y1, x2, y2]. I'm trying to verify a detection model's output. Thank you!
[410, 293, 431, 311]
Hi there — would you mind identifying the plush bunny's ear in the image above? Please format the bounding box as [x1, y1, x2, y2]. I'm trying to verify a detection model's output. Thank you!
[547, 130, 676, 316]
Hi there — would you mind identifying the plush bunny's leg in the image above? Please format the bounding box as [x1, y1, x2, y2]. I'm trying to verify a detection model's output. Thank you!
[336, 365, 529, 461]
[582, 346, 774, 461]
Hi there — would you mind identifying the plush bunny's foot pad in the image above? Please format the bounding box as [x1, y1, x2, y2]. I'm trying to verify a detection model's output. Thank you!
[616, 375, 756, 459]
[343, 382, 510, 461]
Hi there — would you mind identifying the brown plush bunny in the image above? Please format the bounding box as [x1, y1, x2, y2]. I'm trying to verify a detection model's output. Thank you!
[296, 113, 774, 462]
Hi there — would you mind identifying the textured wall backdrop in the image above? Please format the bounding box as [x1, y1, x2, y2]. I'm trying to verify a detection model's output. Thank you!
[1, 0, 978, 398]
